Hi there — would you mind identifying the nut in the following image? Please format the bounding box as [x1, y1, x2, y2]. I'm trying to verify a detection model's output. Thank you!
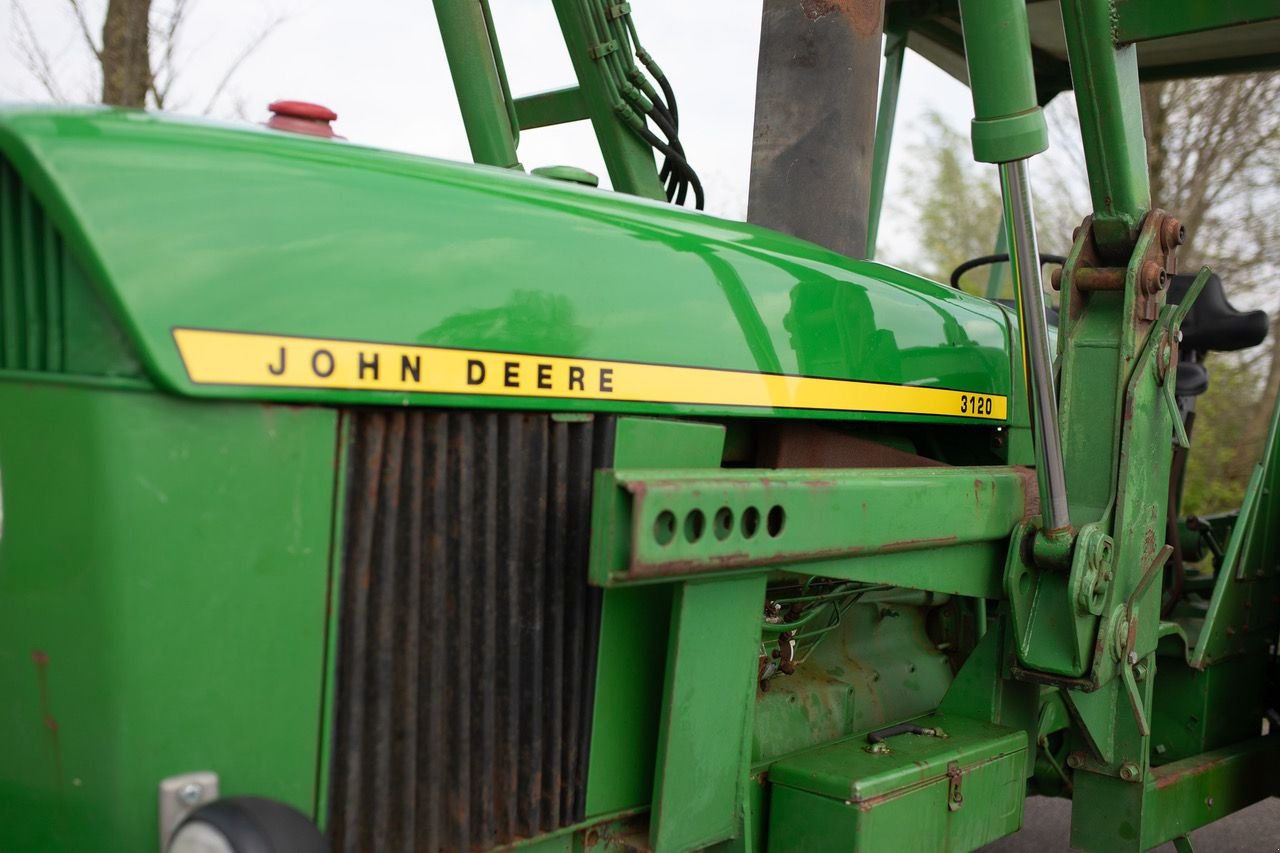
[1161, 216, 1186, 252]
[1066, 752, 1086, 769]
[1140, 260, 1168, 294]
[1119, 762, 1141, 782]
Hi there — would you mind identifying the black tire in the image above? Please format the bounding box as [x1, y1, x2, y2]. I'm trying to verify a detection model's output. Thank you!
[168, 796, 328, 853]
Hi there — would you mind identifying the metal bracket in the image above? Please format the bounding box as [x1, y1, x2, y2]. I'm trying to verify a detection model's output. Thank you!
[158, 771, 218, 849]
[946, 761, 965, 811]
[1007, 521, 1111, 677]
[589, 466, 1032, 587]
[588, 38, 618, 59]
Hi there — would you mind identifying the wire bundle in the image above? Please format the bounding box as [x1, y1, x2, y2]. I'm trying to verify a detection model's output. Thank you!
[575, 0, 704, 209]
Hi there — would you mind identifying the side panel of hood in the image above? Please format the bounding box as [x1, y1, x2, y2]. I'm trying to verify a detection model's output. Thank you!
[0, 107, 1014, 424]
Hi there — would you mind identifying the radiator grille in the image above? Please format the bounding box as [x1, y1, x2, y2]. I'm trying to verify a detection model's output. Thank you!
[329, 409, 614, 851]
[0, 158, 65, 372]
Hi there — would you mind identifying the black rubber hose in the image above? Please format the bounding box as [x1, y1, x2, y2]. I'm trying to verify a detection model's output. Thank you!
[648, 106, 690, 204]
[637, 124, 703, 209]
[657, 73, 678, 126]
[950, 253, 1069, 289]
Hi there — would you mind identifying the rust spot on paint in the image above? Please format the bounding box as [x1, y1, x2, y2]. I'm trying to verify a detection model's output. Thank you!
[1152, 753, 1229, 789]
[32, 650, 65, 794]
[799, 0, 883, 35]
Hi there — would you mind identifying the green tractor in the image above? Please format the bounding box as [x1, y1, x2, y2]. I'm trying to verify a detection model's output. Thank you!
[1, 1, 1278, 850]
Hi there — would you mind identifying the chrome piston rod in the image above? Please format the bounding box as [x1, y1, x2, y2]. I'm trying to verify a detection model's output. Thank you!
[999, 158, 1070, 533]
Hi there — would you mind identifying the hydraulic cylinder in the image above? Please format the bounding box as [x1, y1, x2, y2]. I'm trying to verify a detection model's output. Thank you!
[959, 0, 1070, 534]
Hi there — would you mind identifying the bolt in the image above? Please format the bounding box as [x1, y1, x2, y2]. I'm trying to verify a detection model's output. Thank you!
[1206, 797, 1215, 808]
[1161, 217, 1186, 252]
[1066, 752, 1086, 769]
[177, 782, 204, 806]
[1134, 662, 1148, 682]
[1119, 762, 1141, 782]
[1050, 268, 1063, 291]
[1155, 743, 1167, 756]
[1140, 261, 1168, 294]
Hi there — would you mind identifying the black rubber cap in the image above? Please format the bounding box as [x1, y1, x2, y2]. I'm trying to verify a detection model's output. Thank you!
[170, 797, 328, 853]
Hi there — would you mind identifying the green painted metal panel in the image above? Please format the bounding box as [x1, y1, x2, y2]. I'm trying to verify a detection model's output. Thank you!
[650, 574, 766, 851]
[585, 418, 726, 817]
[0, 108, 1012, 425]
[0, 158, 140, 378]
[767, 713, 1027, 851]
[938, 620, 1038, 772]
[1113, 0, 1280, 44]
[1149, 655, 1267, 766]
[0, 382, 337, 852]
[1139, 736, 1280, 850]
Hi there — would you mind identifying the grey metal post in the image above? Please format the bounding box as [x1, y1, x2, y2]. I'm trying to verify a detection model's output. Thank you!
[747, 0, 884, 258]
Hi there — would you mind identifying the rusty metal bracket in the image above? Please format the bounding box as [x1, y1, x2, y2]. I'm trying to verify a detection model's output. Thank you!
[588, 466, 1033, 589]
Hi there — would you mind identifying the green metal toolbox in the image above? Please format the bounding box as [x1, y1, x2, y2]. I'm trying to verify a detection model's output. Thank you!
[767, 714, 1028, 851]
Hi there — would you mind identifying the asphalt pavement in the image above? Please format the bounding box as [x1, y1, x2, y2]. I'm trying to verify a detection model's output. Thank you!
[984, 796, 1280, 852]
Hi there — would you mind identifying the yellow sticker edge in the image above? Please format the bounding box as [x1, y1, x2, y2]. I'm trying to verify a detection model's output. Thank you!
[172, 327, 1008, 421]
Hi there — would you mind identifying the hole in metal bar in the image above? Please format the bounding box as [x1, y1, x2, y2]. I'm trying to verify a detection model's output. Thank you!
[654, 510, 676, 546]
[684, 508, 706, 543]
[713, 507, 734, 541]
[766, 505, 786, 538]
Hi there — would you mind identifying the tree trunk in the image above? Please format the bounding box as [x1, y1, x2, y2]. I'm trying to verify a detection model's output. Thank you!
[100, 0, 152, 107]
[1141, 83, 1169, 209]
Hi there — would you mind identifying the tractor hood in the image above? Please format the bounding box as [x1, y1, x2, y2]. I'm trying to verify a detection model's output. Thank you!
[0, 106, 1014, 424]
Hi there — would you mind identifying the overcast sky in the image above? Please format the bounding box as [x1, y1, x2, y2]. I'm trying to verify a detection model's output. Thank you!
[1, 0, 999, 261]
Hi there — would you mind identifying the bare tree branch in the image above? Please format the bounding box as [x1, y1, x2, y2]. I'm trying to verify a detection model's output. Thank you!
[11, 0, 67, 102]
[149, 0, 192, 109]
[65, 0, 103, 60]
[200, 14, 286, 116]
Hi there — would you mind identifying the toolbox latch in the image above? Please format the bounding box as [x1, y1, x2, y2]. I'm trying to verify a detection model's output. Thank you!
[946, 761, 964, 812]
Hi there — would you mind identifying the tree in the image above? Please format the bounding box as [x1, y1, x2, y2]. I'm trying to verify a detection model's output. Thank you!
[1140, 74, 1280, 513]
[100, 0, 152, 107]
[11, 0, 285, 113]
[896, 72, 1280, 516]
[893, 109, 1084, 297]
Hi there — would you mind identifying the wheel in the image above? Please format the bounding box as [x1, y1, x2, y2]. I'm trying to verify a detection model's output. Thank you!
[167, 796, 327, 853]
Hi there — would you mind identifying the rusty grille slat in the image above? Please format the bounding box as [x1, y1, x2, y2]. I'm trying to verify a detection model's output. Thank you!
[330, 410, 613, 851]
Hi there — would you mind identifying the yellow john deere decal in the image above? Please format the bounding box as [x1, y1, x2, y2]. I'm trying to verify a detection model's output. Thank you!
[172, 328, 1007, 420]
